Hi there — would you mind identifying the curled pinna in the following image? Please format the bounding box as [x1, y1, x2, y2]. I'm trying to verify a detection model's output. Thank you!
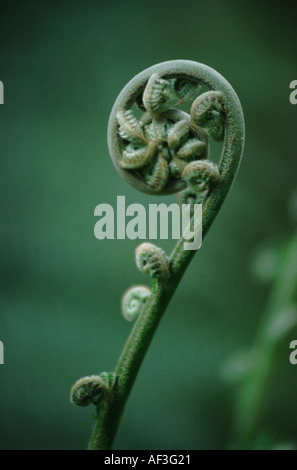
[122, 285, 151, 322]
[191, 91, 225, 142]
[182, 160, 221, 194]
[70, 372, 116, 407]
[135, 242, 170, 281]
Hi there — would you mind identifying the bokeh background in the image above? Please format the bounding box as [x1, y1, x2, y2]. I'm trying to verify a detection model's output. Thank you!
[1, 0, 297, 450]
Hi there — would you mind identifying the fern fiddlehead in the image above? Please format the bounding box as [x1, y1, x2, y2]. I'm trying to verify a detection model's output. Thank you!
[71, 60, 245, 450]
[71, 373, 116, 407]
[121, 285, 151, 322]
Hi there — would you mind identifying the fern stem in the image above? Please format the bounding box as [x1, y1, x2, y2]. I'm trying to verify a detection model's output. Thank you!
[88, 182, 237, 450]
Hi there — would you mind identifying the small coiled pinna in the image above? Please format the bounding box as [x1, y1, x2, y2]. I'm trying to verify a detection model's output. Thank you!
[182, 160, 221, 194]
[191, 91, 225, 142]
[122, 285, 151, 322]
[70, 372, 116, 407]
[135, 242, 170, 281]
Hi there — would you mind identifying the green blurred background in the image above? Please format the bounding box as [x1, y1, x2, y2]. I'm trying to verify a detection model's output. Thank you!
[1, 0, 297, 450]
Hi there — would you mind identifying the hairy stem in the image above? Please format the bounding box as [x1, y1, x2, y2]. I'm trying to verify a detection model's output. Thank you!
[233, 234, 297, 449]
[88, 184, 235, 450]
